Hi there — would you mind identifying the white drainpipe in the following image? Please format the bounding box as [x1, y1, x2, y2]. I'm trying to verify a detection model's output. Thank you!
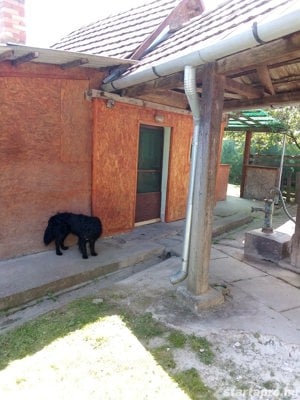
[102, 8, 300, 92]
[170, 65, 200, 284]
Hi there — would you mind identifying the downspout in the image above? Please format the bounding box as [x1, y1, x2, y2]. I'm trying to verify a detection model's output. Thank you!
[170, 65, 200, 284]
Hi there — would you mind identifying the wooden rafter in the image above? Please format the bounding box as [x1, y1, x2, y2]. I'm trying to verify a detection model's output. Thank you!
[122, 71, 185, 97]
[225, 77, 263, 99]
[224, 90, 300, 111]
[11, 52, 39, 66]
[60, 58, 89, 69]
[218, 32, 300, 75]
[111, 32, 300, 113]
[0, 50, 14, 62]
[134, 88, 188, 109]
[256, 65, 275, 95]
[130, 0, 204, 60]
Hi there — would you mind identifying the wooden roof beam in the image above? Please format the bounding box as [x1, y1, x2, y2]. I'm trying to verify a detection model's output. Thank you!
[0, 49, 14, 62]
[256, 65, 275, 95]
[60, 58, 89, 69]
[11, 51, 39, 66]
[136, 88, 189, 109]
[122, 68, 204, 97]
[122, 71, 185, 97]
[224, 90, 300, 112]
[130, 0, 205, 60]
[218, 31, 300, 75]
[225, 77, 263, 99]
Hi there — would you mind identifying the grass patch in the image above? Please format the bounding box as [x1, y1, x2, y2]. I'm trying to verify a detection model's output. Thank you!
[0, 299, 116, 370]
[168, 331, 187, 348]
[123, 311, 166, 340]
[188, 334, 215, 365]
[174, 368, 216, 400]
[150, 345, 176, 370]
[262, 380, 277, 390]
[0, 297, 216, 399]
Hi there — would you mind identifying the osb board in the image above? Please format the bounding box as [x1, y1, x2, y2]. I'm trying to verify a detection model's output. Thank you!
[92, 101, 139, 235]
[243, 165, 279, 200]
[165, 116, 193, 222]
[0, 75, 93, 260]
[61, 80, 92, 162]
[92, 99, 193, 236]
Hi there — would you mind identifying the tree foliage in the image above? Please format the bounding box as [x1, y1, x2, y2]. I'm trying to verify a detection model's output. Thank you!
[221, 106, 300, 184]
[268, 105, 300, 150]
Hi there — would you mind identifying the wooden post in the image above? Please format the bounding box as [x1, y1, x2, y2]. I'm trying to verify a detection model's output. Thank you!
[240, 130, 252, 198]
[291, 172, 300, 270]
[187, 62, 225, 296]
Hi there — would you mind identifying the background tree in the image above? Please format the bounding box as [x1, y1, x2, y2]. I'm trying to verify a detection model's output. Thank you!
[221, 106, 300, 184]
[268, 106, 300, 150]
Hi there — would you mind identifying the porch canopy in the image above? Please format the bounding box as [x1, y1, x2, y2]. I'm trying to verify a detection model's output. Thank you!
[96, 0, 300, 303]
[54, 0, 300, 303]
[226, 109, 285, 133]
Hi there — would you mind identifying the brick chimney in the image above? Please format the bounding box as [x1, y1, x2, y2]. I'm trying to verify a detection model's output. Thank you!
[0, 0, 26, 44]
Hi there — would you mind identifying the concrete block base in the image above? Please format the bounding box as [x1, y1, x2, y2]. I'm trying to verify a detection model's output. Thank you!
[176, 285, 224, 312]
[244, 229, 291, 263]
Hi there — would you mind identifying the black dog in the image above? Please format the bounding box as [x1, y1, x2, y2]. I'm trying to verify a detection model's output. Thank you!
[44, 213, 102, 259]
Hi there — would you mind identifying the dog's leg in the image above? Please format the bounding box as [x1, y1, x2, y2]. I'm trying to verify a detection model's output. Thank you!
[54, 238, 63, 256]
[60, 241, 69, 251]
[89, 240, 98, 256]
[78, 237, 88, 259]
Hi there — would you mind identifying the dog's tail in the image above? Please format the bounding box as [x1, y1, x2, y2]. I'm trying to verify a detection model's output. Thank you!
[43, 217, 57, 245]
[44, 225, 55, 245]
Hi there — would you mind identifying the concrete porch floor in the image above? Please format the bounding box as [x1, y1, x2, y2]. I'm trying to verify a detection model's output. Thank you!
[0, 187, 299, 348]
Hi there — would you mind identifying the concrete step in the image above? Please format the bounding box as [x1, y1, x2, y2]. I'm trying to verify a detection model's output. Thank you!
[0, 241, 165, 311]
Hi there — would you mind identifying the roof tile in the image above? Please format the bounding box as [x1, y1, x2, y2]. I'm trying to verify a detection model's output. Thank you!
[52, 0, 182, 58]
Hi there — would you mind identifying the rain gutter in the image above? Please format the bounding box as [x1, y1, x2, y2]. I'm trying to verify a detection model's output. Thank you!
[102, 8, 300, 92]
[170, 65, 200, 284]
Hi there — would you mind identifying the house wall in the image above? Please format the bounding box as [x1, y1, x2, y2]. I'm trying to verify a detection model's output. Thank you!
[92, 98, 193, 236]
[0, 62, 102, 260]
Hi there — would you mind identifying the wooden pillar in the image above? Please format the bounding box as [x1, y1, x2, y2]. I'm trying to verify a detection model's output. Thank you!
[240, 130, 252, 198]
[291, 172, 300, 270]
[187, 62, 225, 295]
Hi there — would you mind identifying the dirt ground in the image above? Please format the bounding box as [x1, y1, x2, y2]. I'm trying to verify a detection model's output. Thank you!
[100, 260, 299, 400]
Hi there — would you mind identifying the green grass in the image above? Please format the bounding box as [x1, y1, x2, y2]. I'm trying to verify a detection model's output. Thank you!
[0, 299, 115, 370]
[0, 297, 216, 399]
[173, 368, 216, 400]
[188, 334, 215, 365]
[150, 345, 177, 370]
[123, 311, 166, 340]
[168, 331, 187, 348]
[262, 380, 277, 390]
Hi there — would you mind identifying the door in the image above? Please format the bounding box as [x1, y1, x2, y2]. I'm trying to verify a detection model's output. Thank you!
[135, 125, 164, 223]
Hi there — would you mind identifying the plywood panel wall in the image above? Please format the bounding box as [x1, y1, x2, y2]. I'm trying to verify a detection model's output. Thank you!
[0, 71, 94, 260]
[92, 99, 193, 236]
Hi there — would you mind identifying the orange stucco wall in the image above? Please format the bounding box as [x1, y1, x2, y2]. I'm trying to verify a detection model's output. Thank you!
[92, 99, 193, 236]
[0, 62, 102, 260]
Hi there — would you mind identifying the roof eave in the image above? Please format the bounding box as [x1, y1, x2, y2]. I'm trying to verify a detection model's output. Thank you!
[102, 7, 300, 91]
[0, 43, 136, 69]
